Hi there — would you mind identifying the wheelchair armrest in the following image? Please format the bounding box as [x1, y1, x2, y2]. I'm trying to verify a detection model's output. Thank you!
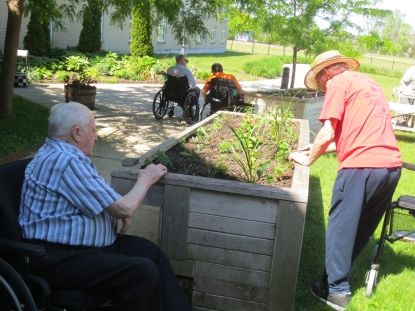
[403, 162, 415, 171]
[0, 238, 45, 257]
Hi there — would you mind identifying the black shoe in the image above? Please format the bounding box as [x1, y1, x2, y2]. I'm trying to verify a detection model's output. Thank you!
[311, 282, 351, 311]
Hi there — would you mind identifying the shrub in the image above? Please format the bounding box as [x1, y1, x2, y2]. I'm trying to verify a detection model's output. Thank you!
[114, 55, 160, 80]
[23, 6, 51, 56]
[27, 67, 53, 81]
[196, 70, 210, 81]
[78, 0, 102, 53]
[54, 70, 70, 82]
[130, 2, 153, 57]
[92, 52, 123, 76]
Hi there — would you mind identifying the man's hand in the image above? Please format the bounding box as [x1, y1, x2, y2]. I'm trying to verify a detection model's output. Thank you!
[289, 151, 309, 166]
[119, 217, 132, 235]
[138, 164, 168, 187]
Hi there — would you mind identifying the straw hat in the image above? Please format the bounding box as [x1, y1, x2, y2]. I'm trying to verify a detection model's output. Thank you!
[304, 50, 360, 90]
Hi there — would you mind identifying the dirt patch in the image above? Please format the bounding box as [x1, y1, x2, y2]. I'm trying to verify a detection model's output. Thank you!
[159, 114, 298, 188]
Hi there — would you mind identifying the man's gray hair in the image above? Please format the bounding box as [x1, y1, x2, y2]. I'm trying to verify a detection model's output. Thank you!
[48, 102, 92, 137]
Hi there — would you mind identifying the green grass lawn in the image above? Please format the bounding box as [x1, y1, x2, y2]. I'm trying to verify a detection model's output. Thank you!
[0, 96, 49, 163]
[157, 51, 271, 80]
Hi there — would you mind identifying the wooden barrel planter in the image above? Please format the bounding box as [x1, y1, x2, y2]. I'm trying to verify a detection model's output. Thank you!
[64, 84, 96, 110]
[111, 112, 310, 311]
[245, 88, 324, 139]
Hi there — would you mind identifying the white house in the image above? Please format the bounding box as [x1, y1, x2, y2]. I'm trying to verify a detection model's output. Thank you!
[0, 2, 227, 55]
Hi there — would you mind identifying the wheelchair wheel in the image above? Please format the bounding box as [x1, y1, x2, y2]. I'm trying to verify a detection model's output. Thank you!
[168, 107, 174, 118]
[153, 90, 168, 120]
[184, 92, 200, 123]
[200, 102, 211, 120]
[0, 258, 36, 311]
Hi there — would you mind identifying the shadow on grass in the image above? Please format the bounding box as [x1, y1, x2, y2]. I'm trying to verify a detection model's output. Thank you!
[395, 132, 415, 144]
[295, 175, 333, 311]
[351, 230, 415, 292]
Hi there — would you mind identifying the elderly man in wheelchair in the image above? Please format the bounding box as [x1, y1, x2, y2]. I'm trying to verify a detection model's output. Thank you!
[152, 55, 200, 124]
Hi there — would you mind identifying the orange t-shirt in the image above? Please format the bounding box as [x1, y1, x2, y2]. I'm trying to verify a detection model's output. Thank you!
[319, 71, 402, 170]
[202, 72, 243, 95]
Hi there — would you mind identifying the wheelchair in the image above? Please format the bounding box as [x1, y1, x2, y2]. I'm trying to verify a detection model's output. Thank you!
[364, 162, 415, 297]
[200, 78, 249, 119]
[152, 73, 200, 124]
[0, 158, 109, 310]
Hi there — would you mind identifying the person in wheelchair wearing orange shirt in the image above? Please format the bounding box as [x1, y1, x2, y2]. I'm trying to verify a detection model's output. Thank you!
[201, 63, 244, 108]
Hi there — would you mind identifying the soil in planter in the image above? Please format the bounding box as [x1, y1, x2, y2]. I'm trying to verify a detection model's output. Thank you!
[159, 114, 298, 188]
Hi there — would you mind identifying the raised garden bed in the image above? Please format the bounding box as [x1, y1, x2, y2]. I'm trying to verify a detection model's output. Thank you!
[111, 111, 310, 311]
[245, 88, 324, 139]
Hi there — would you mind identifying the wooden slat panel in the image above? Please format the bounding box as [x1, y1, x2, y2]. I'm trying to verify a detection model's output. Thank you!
[189, 213, 275, 239]
[188, 244, 272, 272]
[170, 259, 194, 278]
[192, 291, 266, 311]
[190, 189, 277, 223]
[160, 185, 189, 259]
[188, 228, 274, 255]
[195, 261, 269, 288]
[142, 183, 165, 207]
[267, 200, 307, 311]
[193, 277, 268, 303]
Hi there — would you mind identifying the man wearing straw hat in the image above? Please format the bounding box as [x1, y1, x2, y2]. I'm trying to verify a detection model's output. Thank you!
[289, 50, 402, 310]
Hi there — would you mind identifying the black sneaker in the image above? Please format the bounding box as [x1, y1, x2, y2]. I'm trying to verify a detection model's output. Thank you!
[311, 282, 351, 311]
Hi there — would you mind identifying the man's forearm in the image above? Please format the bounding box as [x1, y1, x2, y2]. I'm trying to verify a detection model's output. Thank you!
[107, 176, 153, 218]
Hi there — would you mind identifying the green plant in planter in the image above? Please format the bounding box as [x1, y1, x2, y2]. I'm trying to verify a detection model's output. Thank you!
[62, 56, 98, 109]
[227, 108, 296, 184]
[63, 56, 97, 87]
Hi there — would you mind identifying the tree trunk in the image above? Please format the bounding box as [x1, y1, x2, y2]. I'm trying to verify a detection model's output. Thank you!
[0, 0, 25, 118]
[290, 46, 298, 89]
[267, 43, 271, 55]
[230, 39, 233, 50]
[251, 37, 255, 54]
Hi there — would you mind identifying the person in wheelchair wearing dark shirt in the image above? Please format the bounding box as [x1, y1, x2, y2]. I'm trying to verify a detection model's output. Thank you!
[201, 63, 244, 114]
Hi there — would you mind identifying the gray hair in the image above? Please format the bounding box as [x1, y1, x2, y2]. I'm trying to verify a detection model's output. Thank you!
[48, 102, 92, 137]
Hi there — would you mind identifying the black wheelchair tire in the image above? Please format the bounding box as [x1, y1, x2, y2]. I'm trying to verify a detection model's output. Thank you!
[200, 102, 211, 120]
[0, 258, 37, 311]
[185, 92, 200, 123]
[153, 89, 168, 120]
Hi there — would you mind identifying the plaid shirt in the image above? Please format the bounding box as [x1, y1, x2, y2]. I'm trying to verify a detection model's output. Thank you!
[18, 138, 120, 247]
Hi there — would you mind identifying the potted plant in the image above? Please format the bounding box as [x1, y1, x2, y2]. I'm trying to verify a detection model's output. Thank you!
[111, 110, 310, 311]
[63, 56, 97, 110]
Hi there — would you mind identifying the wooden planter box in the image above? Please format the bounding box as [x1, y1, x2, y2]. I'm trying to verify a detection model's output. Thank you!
[245, 89, 323, 139]
[111, 112, 310, 311]
[64, 84, 96, 110]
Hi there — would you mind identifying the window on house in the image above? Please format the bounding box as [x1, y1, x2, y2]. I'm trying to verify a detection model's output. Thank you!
[210, 29, 215, 43]
[221, 29, 226, 43]
[196, 33, 202, 44]
[157, 20, 166, 43]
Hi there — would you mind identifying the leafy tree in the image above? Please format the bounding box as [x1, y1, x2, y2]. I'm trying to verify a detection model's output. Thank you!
[130, 2, 153, 56]
[23, 3, 51, 56]
[225, 0, 389, 88]
[78, 0, 102, 53]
